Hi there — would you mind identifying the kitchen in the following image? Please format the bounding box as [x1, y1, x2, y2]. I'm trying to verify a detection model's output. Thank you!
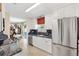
[26, 3, 79, 56]
[0, 3, 79, 56]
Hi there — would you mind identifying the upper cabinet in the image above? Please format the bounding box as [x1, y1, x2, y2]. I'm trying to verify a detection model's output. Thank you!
[52, 4, 77, 19]
[63, 4, 76, 17]
[75, 4, 79, 17]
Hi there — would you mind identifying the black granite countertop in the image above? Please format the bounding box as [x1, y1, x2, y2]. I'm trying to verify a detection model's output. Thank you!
[29, 34, 52, 39]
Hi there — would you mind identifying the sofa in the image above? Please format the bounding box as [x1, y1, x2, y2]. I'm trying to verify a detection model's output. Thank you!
[0, 39, 22, 56]
[0, 31, 22, 56]
[0, 31, 8, 46]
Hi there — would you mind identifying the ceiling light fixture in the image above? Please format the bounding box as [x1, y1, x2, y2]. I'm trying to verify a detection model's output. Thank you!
[10, 17, 25, 23]
[25, 3, 40, 12]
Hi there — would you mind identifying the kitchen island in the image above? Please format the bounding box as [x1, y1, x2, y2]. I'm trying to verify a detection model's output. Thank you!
[28, 34, 52, 54]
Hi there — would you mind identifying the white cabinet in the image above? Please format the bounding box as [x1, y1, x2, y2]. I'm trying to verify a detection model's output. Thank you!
[33, 36, 42, 48]
[33, 36, 52, 54]
[52, 20, 59, 44]
[43, 38, 52, 53]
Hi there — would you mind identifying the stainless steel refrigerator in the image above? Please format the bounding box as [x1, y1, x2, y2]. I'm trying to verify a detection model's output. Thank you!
[57, 17, 77, 48]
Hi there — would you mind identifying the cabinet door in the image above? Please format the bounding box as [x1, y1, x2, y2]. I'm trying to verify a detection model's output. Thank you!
[36, 37, 44, 49]
[33, 36, 52, 53]
[44, 39, 52, 53]
[33, 36, 43, 49]
[52, 20, 59, 44]
[40, 38, 52, 53]
[33, 36, 39, 47]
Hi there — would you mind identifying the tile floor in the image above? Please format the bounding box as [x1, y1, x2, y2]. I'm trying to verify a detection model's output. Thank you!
[13, 38, 51, 56]
[13, 45, 51, 56]
[13, 38, 78, 56]
[52, 44, 77, 56]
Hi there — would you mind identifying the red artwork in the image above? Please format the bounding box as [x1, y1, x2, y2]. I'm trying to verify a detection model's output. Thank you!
[37, 17, 45, 24]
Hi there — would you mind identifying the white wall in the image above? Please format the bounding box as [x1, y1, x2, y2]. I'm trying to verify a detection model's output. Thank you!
[4, 12, 10, 38]
[25, 18, 37, 33]
[0, 12, 2, 32]
[45, 14, 54, 29]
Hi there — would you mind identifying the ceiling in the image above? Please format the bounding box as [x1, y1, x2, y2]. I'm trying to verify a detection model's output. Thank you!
[5, 3, 74, 19]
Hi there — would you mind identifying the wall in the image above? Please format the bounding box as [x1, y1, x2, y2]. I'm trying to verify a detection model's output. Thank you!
[0, 4, 2, 32]
[4, 13, 10, 38]
[45, 14, 54, 29]
[2, 4, 10, 38]
[25, 18, 37, 33]
[0, 12, 2, 32]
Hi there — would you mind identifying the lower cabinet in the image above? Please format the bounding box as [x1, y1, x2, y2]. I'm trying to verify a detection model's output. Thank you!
[33, 36, 52, 54]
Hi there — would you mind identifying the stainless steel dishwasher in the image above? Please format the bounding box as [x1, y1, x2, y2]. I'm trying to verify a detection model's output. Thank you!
[28, 35, 33, 46]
